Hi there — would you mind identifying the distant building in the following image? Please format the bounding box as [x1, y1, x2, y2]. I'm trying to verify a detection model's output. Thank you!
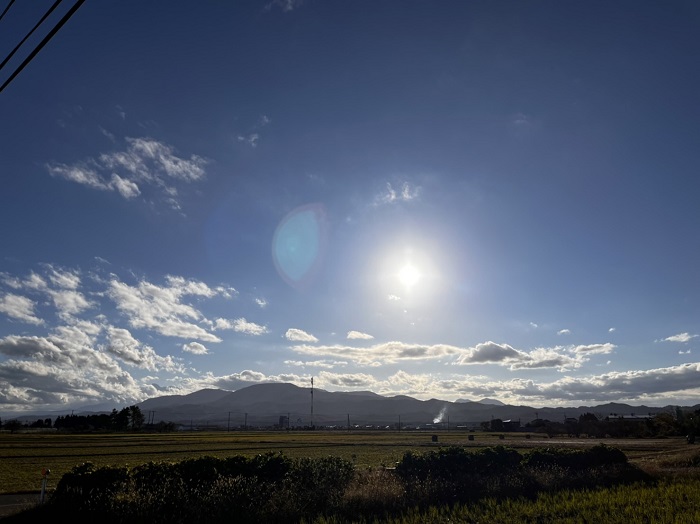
[502, 419, 521, 432]
[278, 415, 289, 428]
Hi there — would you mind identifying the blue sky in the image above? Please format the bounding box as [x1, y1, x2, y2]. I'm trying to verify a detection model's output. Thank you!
[1, 0, 699, 414]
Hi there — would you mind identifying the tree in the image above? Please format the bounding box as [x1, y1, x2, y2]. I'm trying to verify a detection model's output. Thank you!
[112, 407, 131, 431]
[4, 420, 23, 434]
[112, 406, 145, 431]
[130, 406, 144, 430]
[490, 419, 504, 432]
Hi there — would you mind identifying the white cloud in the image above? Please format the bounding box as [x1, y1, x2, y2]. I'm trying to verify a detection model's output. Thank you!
[285, 328, 318, 342]
[232, 318, 268, 336]
[664, 333, 698, 343]
[215, 318, 268, 336]
[255, 298, 268, 308]
[47, 267, 81, 290]
[456, 341, 521, 364]
[121, 138, 206, 182]
[572, 343, 616, 355]
[284, 360, 347, 369]
[354, 363, 700, 405]
[214, 318, 232, 330]
[292, 340, 461, 365]
[526, 363, 700, 403]
[318, 371, 377, 388]
[388, 294, 401, 301]
[511, 112, 531, 126]
[110, 174, 141, 198]
[291, 339, 607, 371]
[0, 294, 44, 325]
[265, 0, 304, 12]
[557, 329, 571, 335]
[105, 326, 182, 372]
[165, 275, 224, 298]
[183, 342, 209, 355]
[237, 133, 259, 147]
[107, 277, 223, 342]
[530, 322, 538, 329]
[609, 327, 616, 333]
[99, 126, 116, 142]
[210, 370, 306, 391]
[46, 163, 109, 191]
[679, 349, 692, 355]
[49, 289, 93, 320]
[0, 327, 172, 411]
[376, 182, 420, 206]
[236, 115, 271, 148]
[47, 137, 208, 209]
[0, 265, 249, 411]
[347, 330, 374, 340]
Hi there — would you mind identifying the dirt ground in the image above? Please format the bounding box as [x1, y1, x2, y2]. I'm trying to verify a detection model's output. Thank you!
[0, 494, 40, 519]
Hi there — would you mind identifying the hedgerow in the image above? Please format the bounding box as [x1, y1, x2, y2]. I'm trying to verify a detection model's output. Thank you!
[14, 444, 652, 523]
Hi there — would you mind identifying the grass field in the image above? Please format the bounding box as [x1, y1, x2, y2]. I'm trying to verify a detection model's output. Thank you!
[1, 429, 697, 496]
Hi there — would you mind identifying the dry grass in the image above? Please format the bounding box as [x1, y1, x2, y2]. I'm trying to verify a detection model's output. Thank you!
[0, 430, 695, 494]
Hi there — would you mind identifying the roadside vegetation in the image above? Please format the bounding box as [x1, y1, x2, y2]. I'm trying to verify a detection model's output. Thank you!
[5, 442, 696, 523]
[1, 412, 700, 522]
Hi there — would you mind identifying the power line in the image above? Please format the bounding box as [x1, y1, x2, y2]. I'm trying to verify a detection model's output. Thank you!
[0, 0, 85, 94]
[0, 0, 16, 23]
[0, 0, 64, 74]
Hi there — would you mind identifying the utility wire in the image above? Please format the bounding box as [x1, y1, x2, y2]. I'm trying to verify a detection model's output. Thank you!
[0, 0, 85, 94]
[0, 0, 63, 74]
[0, 0, 16, 23]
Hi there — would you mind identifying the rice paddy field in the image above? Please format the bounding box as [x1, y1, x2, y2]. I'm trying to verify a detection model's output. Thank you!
[0, 429, 697, 495]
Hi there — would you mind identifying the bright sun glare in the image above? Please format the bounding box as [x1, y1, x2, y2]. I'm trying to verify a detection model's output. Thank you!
[398, 263, 421, 288]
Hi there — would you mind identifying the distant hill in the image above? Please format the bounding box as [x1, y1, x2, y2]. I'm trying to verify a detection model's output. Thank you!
[4, 383, 686, 427]
[139, 388, 232, 411]
[130, 383, 679, 428]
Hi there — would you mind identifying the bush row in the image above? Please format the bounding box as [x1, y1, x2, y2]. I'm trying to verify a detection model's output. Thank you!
[29, 444, 647, 523]
[49, 452, 353, 523]
[394, 444, 645, 506]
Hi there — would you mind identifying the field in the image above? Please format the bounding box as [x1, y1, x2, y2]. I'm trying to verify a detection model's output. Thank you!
[1, 429, 697, 495]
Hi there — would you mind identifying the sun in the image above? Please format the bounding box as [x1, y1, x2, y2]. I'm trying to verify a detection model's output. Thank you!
[397, 263, 421, 288]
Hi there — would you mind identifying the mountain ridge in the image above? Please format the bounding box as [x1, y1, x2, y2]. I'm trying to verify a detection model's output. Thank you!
[4, 383, 695, 426]
[133, 383, 688, 428]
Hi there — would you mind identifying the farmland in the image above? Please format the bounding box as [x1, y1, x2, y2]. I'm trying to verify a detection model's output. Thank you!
[0, 429, 696, 495]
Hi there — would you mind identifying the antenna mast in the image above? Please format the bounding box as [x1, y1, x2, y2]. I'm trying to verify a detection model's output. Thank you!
[310, 377, 314, 428]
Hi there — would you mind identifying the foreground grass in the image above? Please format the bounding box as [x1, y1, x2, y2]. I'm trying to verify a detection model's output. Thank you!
[0, 443, 675, 523]
[4, 430, 660, 494]
[315, 478, 700, 523]
[4, 458, 699, 523]
[2, 431, 698, 523]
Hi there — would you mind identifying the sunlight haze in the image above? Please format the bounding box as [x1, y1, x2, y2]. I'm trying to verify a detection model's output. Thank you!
[1, 0, 699, 414]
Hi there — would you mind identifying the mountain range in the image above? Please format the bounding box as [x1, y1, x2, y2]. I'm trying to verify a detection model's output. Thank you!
[131, 383, 692, 429]
[6, 383, 696, 428]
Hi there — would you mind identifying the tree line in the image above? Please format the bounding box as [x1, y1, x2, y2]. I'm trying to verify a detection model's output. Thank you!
[0, 406, 176, 433]
[484, 408, 700, 440]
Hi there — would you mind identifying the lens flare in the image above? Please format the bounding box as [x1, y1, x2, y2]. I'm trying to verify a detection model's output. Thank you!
[272, 203, 328, 290]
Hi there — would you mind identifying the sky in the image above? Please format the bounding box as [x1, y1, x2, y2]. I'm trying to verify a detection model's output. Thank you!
[1, 0, 699, 415]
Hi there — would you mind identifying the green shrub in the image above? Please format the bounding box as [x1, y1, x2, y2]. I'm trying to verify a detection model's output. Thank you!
[46, 452, 353, 523]
[523, 444, 627, 470]
[52, 462, 129, 512]
[394, 446, 524, 505]
[284, 456, 355, 517]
